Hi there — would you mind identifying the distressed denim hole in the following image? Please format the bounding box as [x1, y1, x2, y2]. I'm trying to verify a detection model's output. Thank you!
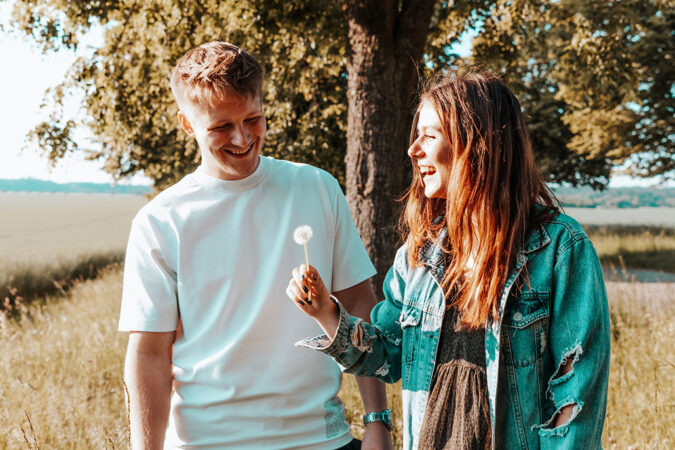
[533, 399, 584, 437]
[550, 344, 582, 385]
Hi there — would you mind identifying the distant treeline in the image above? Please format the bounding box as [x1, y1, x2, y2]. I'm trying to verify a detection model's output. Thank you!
[0, 178, 151, 195]
[0, 178, 673, 207]
[552, 186, 675, 208]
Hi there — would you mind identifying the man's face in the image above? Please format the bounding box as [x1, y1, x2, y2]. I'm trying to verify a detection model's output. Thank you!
[178, 90, 266, 181]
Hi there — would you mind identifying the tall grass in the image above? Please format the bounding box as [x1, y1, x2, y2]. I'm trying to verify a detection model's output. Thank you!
[1, 266, 672, 449]
[0, 265, 129, 449]
[0, 250, 125, 316]
[603, 281, 674, 448]
[339, 376, 404, 448]
[587, 225, 675, 273]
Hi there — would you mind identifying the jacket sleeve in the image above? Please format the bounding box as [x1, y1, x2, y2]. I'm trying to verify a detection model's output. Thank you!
[295, 262, 406, 384]
[535, 236, 611, 449]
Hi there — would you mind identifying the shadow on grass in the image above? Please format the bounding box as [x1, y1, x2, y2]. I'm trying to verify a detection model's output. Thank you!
[1, 250, 125, 317]
[600, 250, 675, 275]
[584, 225, 675, 236]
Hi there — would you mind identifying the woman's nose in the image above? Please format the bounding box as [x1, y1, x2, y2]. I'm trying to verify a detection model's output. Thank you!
[407, 140, 423, 159]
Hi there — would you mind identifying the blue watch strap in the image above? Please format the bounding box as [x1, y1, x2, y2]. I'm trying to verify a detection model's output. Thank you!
[363, 409, 392, 431]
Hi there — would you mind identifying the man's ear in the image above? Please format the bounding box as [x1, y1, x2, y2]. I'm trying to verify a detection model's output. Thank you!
[177, 110, 194, 136]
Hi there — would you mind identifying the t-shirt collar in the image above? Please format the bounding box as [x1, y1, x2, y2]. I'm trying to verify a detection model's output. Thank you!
[192, 156, 270, 192]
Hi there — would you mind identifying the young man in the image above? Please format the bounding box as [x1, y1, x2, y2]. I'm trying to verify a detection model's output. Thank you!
[119, 42, 392, 449]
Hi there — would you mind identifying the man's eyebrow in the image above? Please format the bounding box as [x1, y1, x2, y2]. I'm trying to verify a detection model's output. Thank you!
[207, 121, 230, 130]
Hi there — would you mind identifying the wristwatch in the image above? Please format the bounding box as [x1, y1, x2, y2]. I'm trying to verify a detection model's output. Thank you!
[362, 409, 392, 431]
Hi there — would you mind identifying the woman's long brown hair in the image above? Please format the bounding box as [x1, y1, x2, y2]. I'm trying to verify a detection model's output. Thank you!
[400, 71, 559, 329]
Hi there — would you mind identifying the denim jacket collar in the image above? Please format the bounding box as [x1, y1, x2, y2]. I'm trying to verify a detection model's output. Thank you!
[523, 225, 551, 254]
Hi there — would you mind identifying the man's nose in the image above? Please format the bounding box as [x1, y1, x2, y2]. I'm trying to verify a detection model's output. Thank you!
[230, 124, 250, 147]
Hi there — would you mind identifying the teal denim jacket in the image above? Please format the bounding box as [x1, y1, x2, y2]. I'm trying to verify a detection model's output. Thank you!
[298, 212, 610, 449]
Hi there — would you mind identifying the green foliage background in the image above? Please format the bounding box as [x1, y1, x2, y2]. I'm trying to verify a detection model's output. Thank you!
[7, 0, 673, 190]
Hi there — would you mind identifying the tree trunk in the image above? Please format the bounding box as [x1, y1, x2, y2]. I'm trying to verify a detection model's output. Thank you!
[342, 0, 436, 295]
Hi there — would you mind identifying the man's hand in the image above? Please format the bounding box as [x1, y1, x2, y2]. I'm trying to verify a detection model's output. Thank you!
[362, 421, 394, 450]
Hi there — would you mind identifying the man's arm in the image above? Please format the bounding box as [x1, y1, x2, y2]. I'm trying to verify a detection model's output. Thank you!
[334, 280, 393, 450]
[124, 330, 175, 450]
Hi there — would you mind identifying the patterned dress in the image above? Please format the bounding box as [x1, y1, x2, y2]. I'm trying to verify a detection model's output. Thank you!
[417, 303, 492, 449]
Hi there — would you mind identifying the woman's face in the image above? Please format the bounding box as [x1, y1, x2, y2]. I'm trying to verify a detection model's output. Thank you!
[407, 101, 452, 199]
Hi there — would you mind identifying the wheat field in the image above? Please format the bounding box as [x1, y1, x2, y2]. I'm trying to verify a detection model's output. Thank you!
[0, 192, 145, 260]
[2, 194, 673, 448]
[0, 193, 146, 309]
[1, 266, 672, 449]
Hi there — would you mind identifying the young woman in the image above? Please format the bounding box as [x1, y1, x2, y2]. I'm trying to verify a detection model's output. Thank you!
[286, 71, 610, 450]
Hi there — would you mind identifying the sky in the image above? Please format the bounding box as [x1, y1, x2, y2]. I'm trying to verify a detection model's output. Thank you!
[0, 3, 667, 188]
[0, 2, 149, 185]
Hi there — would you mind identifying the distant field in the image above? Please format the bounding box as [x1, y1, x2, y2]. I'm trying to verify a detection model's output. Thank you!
[1, 193, 673, 309]
[565, 207, 675, 227]
[1, 194, 672, 261]
[0, 192, 146, 260]
[0, 192, 146, 307]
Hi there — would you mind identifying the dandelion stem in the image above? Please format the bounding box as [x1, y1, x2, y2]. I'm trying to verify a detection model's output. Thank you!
[303, 243, 312, 302]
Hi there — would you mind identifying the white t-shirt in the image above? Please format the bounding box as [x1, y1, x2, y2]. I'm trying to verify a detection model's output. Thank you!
[119, 156, 376, 449]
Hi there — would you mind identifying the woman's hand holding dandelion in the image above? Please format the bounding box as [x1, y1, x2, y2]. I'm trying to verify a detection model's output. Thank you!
[290, 225, 339, 337]
[286, 264, 339, 339]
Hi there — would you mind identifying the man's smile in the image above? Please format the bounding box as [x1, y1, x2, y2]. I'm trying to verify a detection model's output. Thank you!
[223, 140, 255, 157]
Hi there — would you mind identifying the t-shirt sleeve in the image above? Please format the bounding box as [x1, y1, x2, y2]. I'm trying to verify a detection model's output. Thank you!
[118, 215, 179, 332]
[329, 177, 377, 292]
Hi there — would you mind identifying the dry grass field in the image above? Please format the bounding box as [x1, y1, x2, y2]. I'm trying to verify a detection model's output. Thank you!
[1, 193, 673, 448]
[1, 268, 672, 449]
[0, 193, 146, 308]
[0, 192, 146, 260]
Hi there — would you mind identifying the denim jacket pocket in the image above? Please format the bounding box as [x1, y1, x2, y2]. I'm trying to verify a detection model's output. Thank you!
[399, 305, 422, 364]
[502, 291, 550, 367]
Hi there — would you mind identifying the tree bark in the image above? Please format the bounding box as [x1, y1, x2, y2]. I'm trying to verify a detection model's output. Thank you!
[342, 0, 436, 295]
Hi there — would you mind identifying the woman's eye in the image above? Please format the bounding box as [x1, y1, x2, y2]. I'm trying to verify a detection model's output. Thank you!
[424, 134, 435, 140]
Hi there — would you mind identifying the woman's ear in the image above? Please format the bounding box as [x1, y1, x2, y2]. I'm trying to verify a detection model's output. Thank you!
[177, 110, 194, 136]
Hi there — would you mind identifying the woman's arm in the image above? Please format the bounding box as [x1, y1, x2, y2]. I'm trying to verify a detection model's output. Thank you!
[287, 264, 406, 383]
[535, 237, 611, 449]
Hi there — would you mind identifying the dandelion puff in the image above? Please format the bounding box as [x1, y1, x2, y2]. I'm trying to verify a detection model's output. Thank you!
[293, 225, 314, 302]
[293, 225, 313, 245]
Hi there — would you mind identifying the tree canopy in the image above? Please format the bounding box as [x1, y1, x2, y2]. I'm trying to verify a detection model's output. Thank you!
[7, 0, 675, 188]
[465, 0, 673, 185]
[9, 0, 672, 192]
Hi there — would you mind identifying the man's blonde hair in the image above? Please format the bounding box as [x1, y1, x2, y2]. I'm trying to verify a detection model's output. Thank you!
[170, 41, 263, 106]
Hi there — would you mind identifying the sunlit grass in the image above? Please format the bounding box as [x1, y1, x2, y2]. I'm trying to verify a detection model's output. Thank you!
[1, 266, 672, 449]
[587, 226, 675, 273]
[0, 250, 125, 316]
[339, 375, 404, 448]
[602, 281, 674, 448]
[0, 265, 129, 449]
